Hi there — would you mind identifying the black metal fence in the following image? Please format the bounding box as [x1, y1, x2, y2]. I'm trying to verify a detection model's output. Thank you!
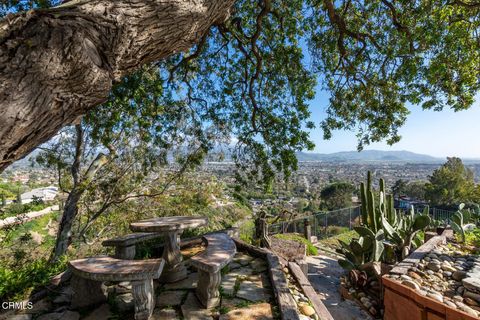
[268, 206, 457, 240]
[268, 206, 362, 239]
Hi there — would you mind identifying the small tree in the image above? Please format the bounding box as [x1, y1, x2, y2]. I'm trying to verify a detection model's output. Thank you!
[392, 179, 407, 198]
[425, 157, 476, 208]
[320, 182, 355, 211]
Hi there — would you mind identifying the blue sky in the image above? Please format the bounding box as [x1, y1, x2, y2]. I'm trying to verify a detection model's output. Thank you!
[306, 88, 480, 158]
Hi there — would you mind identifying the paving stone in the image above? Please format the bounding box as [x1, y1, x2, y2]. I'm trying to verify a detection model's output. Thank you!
[236, 280, 266, 302]
[37, 310, 80, 320]
[251, 258, 268, 273]
[234, 253, 254, 266]
[157, 290, 187, 307]
[228, 262, 242, 270]
[228, 267, 253, 279]
[5, 316, 32, 320]
[152, 308, 180, 320]
[463, 277, 480, 293]
[181, 292, 213, 320]
[218, 302, 273, 319]
[82, 303, 112, 320]
[221, 274, 238, 296]
[221, 297, 246, 309]
[17, 298, 50, 314]
[164, 273, 198, 290]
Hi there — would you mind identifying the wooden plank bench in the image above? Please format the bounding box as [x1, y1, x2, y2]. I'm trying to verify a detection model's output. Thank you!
[102, 232, 163, 260]
[190, 233, 236, 308]
[69, 256, 164, 320]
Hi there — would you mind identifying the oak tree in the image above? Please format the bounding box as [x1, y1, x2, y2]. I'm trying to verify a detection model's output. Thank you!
[1, 0, 479, 186]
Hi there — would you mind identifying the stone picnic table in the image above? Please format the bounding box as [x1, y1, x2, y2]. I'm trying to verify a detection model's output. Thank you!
[130, 216, 208, 283]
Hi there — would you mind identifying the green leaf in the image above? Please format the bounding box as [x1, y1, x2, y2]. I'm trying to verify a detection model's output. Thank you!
[338, 259, 355, 271]
[412, 215, 431, 231]
[354, 226, 375, 238]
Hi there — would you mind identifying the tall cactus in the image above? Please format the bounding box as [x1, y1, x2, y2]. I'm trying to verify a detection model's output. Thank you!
[356, 171, 431, 261]
[360, 182, 368, 225]
[367, 189, 377, 232]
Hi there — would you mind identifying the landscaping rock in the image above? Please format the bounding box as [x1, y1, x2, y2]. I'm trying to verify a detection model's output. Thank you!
[115, 293, 134, 312]
[402, 280, 420, 290]
[427, 262, 441, 272]
[458, 304, 479, 317]
[453, 271, 468, 281]
[298, 303, 315, 317]
[427, 292, 443, 302]
[464, 291, 480, 304]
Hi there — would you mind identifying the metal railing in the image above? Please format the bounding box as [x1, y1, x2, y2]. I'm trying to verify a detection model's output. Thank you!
[268, 206, 362, 239]
[268, 206, 457, 240]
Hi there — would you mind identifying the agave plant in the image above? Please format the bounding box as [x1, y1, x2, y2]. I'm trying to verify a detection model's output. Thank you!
[381, 206, 431, 259]
[337, 227, 385, 271]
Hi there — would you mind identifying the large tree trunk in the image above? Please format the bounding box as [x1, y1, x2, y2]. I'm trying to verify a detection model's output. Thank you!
[0, 0, 234, 171]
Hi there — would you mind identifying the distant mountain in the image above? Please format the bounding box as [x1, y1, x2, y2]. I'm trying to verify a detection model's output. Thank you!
[296, 150, 442, 162]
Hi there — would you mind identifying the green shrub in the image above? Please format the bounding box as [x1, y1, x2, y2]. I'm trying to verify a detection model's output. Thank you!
[326, 225, 349, 236]
[239, 220, 255, 244]
[0, 256, 68, 300]
[273, 233, 318, 255]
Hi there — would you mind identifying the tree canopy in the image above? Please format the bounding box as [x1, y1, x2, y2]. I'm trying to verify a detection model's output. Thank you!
[320, 181, 355, 210]
[425, 157, 478, 207]
[1, 0, 479, 184]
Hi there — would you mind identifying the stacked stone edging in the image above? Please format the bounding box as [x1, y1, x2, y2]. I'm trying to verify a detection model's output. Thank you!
[232, 238, 300, 320]
[383, 229, 480, 320]
[288, 262, 334, 320]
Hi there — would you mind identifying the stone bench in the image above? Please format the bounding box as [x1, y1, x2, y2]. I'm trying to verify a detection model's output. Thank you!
[69, 256, 164, 320]
[190, 233, 236, 308]
[102, 232, 163, 260]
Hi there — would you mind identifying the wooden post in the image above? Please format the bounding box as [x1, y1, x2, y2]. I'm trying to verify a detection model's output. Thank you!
[260, 218, 271, 249]
[303, 218, 311, 241]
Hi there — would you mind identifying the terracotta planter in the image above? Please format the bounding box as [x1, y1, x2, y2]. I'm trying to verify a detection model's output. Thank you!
[383, 276, 478, 320]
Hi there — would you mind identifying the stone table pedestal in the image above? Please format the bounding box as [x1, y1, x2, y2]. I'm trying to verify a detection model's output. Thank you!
[130, 216, 208, 283]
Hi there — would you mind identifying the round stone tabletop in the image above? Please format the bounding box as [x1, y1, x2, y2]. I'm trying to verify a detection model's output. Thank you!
[130, 216, 208, 233]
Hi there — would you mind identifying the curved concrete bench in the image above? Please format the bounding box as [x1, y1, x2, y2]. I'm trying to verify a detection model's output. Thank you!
[102, 232, 163, 260]
[190, 233, 236, 308]
[69, 256, 164, 320]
